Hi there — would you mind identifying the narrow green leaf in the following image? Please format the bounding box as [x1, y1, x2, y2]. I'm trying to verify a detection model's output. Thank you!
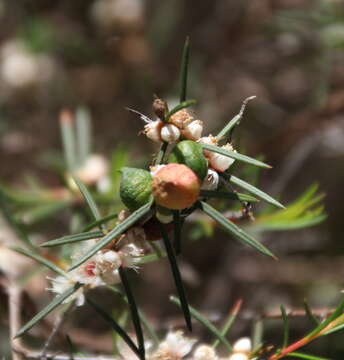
[225, 174, 285, 209]
[82, 212, 118, 232]
[322, 322, 344, 336]
[306, 297, 344, 339]
[16, 283, 82, 338]
[286, 352, 331, 360]
[87, 297, 143, 360]
[41, 230, 104, 248]
[159, 223, 192, 331]
[166, 100, 196, 121]
[19, 202, 69, 225]
[69, 201, 153, 271]
[173, 210, 182, 255]
[200, 201, 276, 259]
[213, 299, 242, 348]
[281, 305, 289, 348]
[200, 190, 259, 203]
[179, 36, 190, 103]
[201, 143, 271, 169]
[118, 267, 145, 358]
[170, 295, 232, 351]
[76, 107, 92, 166]
[251, 318, 264, 352]
[73, 177, 102, 223]
[12, 247, 67, 277]
[60, 110, 77, 172]
[216, 96, 256, 140]
[0, 188, 35, 251]
[303, 299, 320, 327]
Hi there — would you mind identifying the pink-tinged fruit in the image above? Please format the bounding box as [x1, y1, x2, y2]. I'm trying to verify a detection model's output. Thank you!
[152, 163, 200, 210]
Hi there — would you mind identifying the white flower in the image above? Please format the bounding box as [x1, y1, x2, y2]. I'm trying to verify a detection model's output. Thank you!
[152, 331, 196, 359]
[145, 120, 163, 142]
[193, 344, 218, 360]
[48, 275, 86, 306]
[75, 154, 109, 185]
[208, 143, 236, 173]
[201, 169, 219, 191]
[160, 124, 181, 143]
[182, 120, 203, 141]
[232, 337, 251, 354]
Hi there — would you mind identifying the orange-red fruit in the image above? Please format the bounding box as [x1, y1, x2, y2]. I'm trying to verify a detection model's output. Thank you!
[152, 163, 200, 210]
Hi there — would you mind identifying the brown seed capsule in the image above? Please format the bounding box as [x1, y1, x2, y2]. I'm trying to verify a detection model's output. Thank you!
[152, 163, 200, 210]
[153, 98, 168, 120]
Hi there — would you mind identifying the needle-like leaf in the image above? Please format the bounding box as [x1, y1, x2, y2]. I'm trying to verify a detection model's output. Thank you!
[60, 110, 77, 172]
[223, 174, 285, 209]
[118, 267, 145, 359]
[159, 223, 192, 331]
[41, 230, 104, 248]
[213, 299, 242, 348]
[73, 177, 102, 225]
[82, 212, 118, 232]
[170, 295, 232, 351]
[216, 96, 256, 140]
[201, 143, 271, 169]
[16, 283, 82, 338]
[87, 297, 143, 360]
[75, 107, 92, 166]
[286, 352, 331, 360]
[281, 305, 289, 348]
[173, 210, 182, 255]
[165, 100, 196, 121]
[12, 247, 68, 277]
[179, 36, 190, 103]
[69, 201, 153, 271]
[303, 299, 320, 326]
[199, 190, 259, 203]
[200, 201, 276, 259]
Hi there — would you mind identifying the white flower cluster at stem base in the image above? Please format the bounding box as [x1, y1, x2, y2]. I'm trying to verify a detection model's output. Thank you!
[48, 224, 145, 306]
[116, 331, 253, 360]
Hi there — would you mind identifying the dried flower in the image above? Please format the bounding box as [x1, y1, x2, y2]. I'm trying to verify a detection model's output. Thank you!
[169, 109, 194, 129]
[152, 163, 200, 210]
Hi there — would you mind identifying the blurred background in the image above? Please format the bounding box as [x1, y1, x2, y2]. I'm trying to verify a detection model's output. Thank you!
[1, 0, 344, 358]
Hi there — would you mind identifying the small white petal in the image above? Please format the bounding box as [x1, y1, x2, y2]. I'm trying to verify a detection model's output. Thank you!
[182, 120, 203, 141]
[201, 169, 219, 191]
[209, 144, 236, 172]
[233, 337, 252, 353]
[145, 120, 163, 142]
[160, 124, 181, 143]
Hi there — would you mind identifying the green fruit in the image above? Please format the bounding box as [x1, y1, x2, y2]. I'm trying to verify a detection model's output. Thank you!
[120, 167, 153, 211]
[168, 140, 208, 181]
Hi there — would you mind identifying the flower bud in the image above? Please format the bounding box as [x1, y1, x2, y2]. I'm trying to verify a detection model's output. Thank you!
[153, 98, 168, 120]
[160, 123, 181, 143]
[152, 163, 200, 210]
[233, 337, 252, 353]
[209, 143, 235, 172]
[144, 120, 163, 142]
[169, 108, 193, 129]
[182, 120, 203, 141]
